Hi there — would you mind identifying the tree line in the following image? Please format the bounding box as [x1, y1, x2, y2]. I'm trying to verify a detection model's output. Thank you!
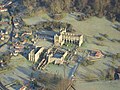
[22, 0, 120, 22]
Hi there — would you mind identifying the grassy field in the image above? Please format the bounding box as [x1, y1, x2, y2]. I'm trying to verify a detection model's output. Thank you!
[62, 15, 120, 53]
[61, 15, 120, 90]
[22, 14, 120, 90]
[0, 55, 33, 89]
[23, 14, 120, 53]
[23, 14, 51, 25]
[75, 80, 120, 90]
[34, 39, 52, 48]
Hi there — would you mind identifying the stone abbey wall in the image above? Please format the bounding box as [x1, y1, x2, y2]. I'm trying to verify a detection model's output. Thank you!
[54, 28, 83, 47]
[28, 47, 44, 62]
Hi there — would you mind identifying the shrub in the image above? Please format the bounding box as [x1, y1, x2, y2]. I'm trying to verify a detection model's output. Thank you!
[49, 13, 64, 20]
[116, 53, 120, 59]
[95, 37, 104, 41]
[81, 59, 94, 66]
[102, 34, 108, 38]
[112, 53, 120, 60]
[116, 40, 120, 43]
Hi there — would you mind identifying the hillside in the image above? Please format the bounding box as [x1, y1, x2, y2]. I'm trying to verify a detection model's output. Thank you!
[75, 80, 120, 90]
[21, 0, 120, 22]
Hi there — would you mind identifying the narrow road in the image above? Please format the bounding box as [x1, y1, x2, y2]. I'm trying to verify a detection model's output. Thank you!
[8, 8, 15, 42]
[0, 4, 15, 48]
[66, 56, 82, 90]
[68, 56, 82, 80]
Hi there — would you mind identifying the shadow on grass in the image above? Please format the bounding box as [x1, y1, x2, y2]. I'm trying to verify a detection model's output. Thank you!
[17, 66, 32, 77]
[103, 62, 115, 68]
[76, 65, 114, 81]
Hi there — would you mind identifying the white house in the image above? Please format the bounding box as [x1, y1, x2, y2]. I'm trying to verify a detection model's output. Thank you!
[0, 8, 7, 12]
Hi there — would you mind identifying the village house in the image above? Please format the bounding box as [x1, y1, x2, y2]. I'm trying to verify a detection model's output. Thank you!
[22, 40, 27, 44]
[6, 1, 12, 6]
[15, 33, 19, 38]
[9, 42, 25, 56]
[0, 29, 8, 35]
[0, 8, 7, 12]
[19, 86, 27, 90]
[14, 22, 19, 26]
[0, 1, 12, 8]
[14, 45, 24, 51]
[1, 35, 5, 40]
[21, 31, 32, 36]
[0, 4, 5, 8]
[0, 60, 4, 67]
[0, 15, 10, 27]
[87, 50, 104, 61]
[0, 21, 8, 25]
[0, 29, 9, 41]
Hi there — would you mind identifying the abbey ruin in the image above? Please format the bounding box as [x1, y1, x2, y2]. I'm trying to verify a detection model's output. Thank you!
[28, 28, 84, 70]
[54, 28, 83, 47]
